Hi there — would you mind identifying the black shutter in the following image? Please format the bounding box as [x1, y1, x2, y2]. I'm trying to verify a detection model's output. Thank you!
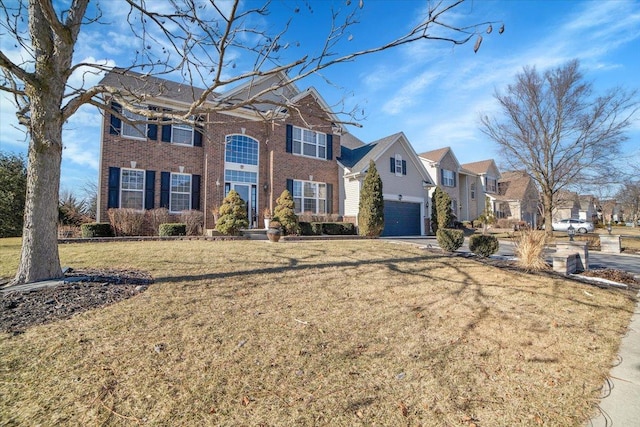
[390, 157, 395, 173]
[286, 124, 293, 153]
[161, 118, 172, 143]
[194, 116, 203, 147]
[326, 183, 333, 214]
[286, 179, 294, 211]
[108, 167, 120, 208]
[402, 160, 407, 176]
[147, 106, 158, 140]
[326, 134, 333, 160]
[160, 172, 170, 208]
[453, 173, 457, 187]
[145, 170, 155, 210]
[440, 169, 444, 185]
[109, 102, 122, 135]
[191, 174, 201, 210]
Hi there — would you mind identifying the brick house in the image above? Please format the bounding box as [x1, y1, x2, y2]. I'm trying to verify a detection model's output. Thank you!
[97, 69, 341, 230]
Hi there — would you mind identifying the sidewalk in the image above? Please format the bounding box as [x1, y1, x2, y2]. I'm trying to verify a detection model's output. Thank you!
[588, 297, 640, 426]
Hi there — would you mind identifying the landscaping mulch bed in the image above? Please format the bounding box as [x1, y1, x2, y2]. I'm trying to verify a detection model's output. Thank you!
[0, 269, 153, 334]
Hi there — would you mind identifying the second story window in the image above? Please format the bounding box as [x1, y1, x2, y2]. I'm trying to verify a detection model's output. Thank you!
[442, 169, 456, 187]
[121, 108, 147, 139]
[286, 124, 333, 160]
[470, 183, 476, 199]
[486, 177, 497, 193]
[171, 122, 194, 145]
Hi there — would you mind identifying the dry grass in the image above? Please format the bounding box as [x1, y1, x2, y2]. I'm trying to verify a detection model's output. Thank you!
[514, 230, 549, 271]
[0, 239, 636, 426]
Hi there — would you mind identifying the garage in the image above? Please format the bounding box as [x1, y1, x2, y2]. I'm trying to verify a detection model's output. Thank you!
[381, 200, 422, 236]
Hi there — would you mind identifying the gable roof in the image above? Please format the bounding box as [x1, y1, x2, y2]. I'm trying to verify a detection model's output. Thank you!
[340, 132, 366, 149]
[99, 68, 214, 105]
[496, 171, 537, 201]
[339, 132, 433, 184]
[418, 147, 451, 163]
[461, 159, 498, 176]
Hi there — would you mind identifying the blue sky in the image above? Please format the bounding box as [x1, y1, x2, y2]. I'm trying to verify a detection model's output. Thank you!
[0, 0, 638, 195]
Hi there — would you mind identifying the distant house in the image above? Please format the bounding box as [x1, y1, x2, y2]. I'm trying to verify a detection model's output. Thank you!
[495, 171, 540, 228]
[460, 159, 501, 221]
[553, 191, 581, 221]
[339, 132, 434, 236]
[419, 147, 468, 221]
[578, 195, 598, 223]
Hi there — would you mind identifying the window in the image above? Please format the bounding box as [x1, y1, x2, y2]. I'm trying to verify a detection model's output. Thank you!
[395, 155, 403, 177]
[470, 183, 476, 199]
[172, 122, 194, 145]
[292, 126, 326, 159]
[121, 108, 147, 139]
[224, 169, 257, 184]
[225, 135, 259, 165]
[121, 169, 145, 209]
[442, 169, 455, 187]
[486, 177, 497, 193]
[293, 180, 327, 214]
[170, 173, 191, 212]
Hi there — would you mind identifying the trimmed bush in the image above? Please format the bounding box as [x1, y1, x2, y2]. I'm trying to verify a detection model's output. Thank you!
[298, 222, 315, 236]
[320, 222, 356, 235]
[469, 234, 499, 257]
[107, 208, 146, 236]
[181, 210, 204, 235]
[273, 190, 299, 235]
[81, 222, 113, 238]
[159, 223, 187, 236]
[215, 189, 249, 235]
[436, 228, 464, 252]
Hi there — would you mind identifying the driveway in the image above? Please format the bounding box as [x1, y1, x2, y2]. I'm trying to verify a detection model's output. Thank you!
[387, 236, 640, 276]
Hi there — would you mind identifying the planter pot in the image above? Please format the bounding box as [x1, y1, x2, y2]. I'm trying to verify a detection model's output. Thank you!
[266, 227, 281, 242]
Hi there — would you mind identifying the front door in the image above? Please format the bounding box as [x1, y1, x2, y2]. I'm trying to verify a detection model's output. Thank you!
[229, 183, 256, 228]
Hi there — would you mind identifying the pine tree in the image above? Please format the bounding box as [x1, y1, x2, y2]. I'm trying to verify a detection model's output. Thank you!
[358, 160, 384, 236]
[273, 190, 299, 235]
[215, 190, 248, 235]
[435, 187, 452, 230]
[431, 190, 439, 234]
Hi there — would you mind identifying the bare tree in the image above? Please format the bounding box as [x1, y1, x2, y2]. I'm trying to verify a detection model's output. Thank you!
[616, 181, 640, 227]
[481, 60, 638, 236]
[1, 0, 501, 285]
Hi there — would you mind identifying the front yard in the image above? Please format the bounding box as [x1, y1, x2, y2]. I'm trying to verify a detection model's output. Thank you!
[0, 239, 636, 426]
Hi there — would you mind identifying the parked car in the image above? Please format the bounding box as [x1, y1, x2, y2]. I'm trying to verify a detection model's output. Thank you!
[551, 218, 594, 233]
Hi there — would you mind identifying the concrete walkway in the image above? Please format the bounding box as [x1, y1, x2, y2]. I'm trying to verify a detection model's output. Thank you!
[587, 298, 640, 426]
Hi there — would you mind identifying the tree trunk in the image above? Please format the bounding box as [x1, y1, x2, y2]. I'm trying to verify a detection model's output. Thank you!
[12, 141, 63, 284]
[543, 191, 554, 238]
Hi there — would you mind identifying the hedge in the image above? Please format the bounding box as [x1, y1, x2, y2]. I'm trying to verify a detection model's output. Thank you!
[159, 223, 187, 236]
[436, 228, 465, 252]
[299, 222, 356, 236]
[81, 223, 114, 238]
[468, 234, 499, 257]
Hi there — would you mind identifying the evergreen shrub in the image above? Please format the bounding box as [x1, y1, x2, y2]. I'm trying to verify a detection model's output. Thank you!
[436, 228, 464, 252]
[81, 223, 113, 238]
[159, 223, 186, 236]
[469, 234, 499, 257]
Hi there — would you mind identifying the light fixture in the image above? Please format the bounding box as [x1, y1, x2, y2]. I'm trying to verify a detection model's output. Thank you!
[567, 224, 575, 242]
[263, 183, 269, 192]
[216, 179, 220, 187]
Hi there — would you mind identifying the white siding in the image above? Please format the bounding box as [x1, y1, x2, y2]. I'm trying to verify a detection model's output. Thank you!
[344, 177, 361, 217]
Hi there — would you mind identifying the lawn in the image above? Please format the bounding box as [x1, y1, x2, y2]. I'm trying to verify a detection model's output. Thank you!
[0, 239, 636, 426]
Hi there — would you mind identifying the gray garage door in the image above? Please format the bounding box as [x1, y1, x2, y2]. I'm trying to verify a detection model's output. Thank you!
[382, 201, 421, 236]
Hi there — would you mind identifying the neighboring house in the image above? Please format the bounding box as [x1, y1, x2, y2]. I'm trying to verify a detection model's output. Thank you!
[552, 191, 581, 221]
[578, 195, 598, 223]
[97, 68, 342, 229]
[495, 171, 540, 228]
[460, 159, 501, 221]
[338, 132, 434, 236]
[418, 148, 491, 223]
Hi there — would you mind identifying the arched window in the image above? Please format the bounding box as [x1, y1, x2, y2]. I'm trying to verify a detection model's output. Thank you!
[225, 134, 258, 165]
